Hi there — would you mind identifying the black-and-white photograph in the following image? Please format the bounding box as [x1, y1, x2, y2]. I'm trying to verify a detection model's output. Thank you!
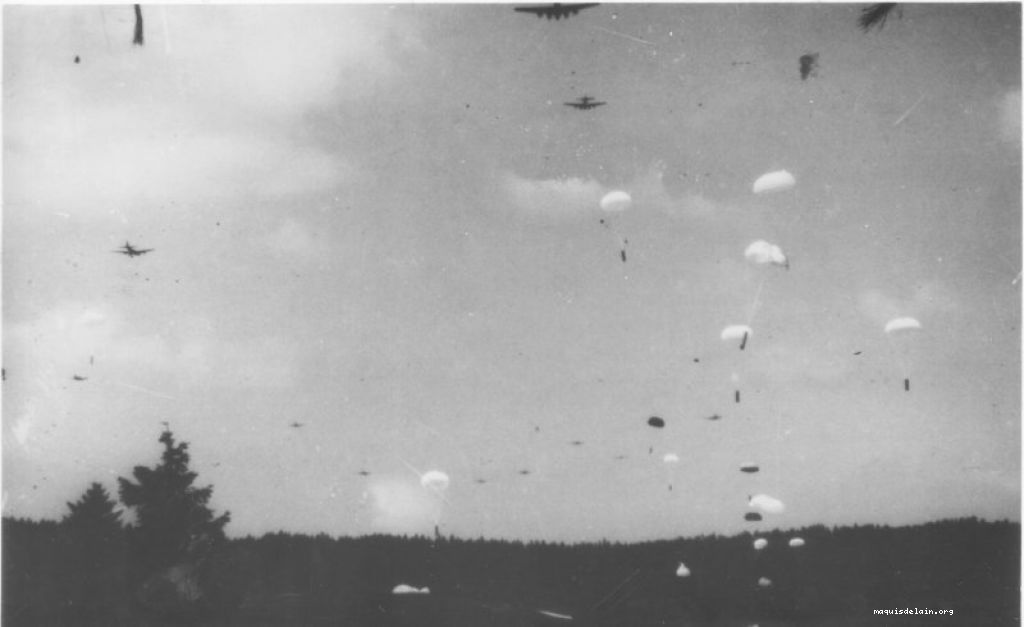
[3, 3, 1020, 626]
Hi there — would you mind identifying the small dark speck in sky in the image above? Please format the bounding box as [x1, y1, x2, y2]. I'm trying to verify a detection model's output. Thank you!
[800, 53, 819, 80]
[74, 55, 80, 64]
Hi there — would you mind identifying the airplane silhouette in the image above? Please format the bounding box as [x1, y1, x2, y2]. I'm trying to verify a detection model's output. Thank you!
[113, 241, 153, 257]
[290, 421, 304, 428]
[72, 375, 87, 381]
[514, 3, 598, 20]
[357, 470, 371, 476]
[564, 95, 606, 110]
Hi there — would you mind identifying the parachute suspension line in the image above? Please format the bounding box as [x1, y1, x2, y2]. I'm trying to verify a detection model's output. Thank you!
[160, 5, 172, 55]
[772, 408, 783, 495]
[884, 334, 911, 393]
[99, 6, 112, 51]
[592, 568, 642, 613]
[746, 277, 766, 326]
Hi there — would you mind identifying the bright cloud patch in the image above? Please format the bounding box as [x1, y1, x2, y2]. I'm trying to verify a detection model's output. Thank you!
[368, 478, 443, 535]
[502, 172, 604, 218]
[998, 89, 1021, 144]
[858, 283, 956, 328]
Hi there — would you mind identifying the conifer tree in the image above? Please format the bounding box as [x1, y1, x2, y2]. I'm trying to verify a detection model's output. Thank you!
[118, 429, 230, 574]
[61, 482, 128, 624]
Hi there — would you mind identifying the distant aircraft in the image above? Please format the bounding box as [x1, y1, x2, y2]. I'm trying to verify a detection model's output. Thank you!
[72, 375, 87, 381]
[565, 95, 606, 110]
[113, 241, 153, 257]
[514, 3, 598, 20]
[290, 421, 304, 429]
[357, 470, 371, 476]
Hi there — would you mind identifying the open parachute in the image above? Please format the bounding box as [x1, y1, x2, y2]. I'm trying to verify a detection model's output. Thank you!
[721, 325, 753, 350]
[745, 240, 789, 269]
[420, 470, 450, 492]
[884, 317, 921, 334]
[884, 317, 922, 391]
[752, 170, 796, 194]
[600, 190, 632, 212]
[749, 494, 786, 514]
[392, 584, 430, 595]
[599, 190, 631, 263]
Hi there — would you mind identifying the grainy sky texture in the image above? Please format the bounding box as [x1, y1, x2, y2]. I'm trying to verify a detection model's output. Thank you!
[3, 3, 1020, 542]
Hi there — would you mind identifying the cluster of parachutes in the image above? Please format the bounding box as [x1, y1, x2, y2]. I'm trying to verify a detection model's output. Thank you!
[400, 171, 923, 606]
[667, 168, 923, 604]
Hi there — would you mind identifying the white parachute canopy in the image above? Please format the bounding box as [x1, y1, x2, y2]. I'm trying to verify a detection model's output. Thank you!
[789, 537, 806, 548]
[721, 324, 753, 350]
[599, 190, 632, 212]
[721, 324, 752, 343]
[392, 584, 430, 595]
[420, 470, 450, 492]
[745, 240, 789, 268]
[884, 317, 922, 334]
[757, 577, 773, 588]
[663, 453, 680, 464]
[675, 562, 691, 577]
[753, 538, 768, 551]
[752, 170, 796, 194]
[749, 494, 786, 514]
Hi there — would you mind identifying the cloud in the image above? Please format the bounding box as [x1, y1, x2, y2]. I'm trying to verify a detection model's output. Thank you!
[620, 161, 731, 220]
[178, 335, 298, 389]
[997, 89, 1021, 145]
[857, 281, 957, 328]
[748, 340, 849, 384]
[367, 478, 443, 535]
[5, 303, 298, 394]
[5, 122, 354, 214]
[501, 172, 604, 218]
[3, 5, 392, 215]
[499, 161, 728, 223]
[265, 219, 328, 261]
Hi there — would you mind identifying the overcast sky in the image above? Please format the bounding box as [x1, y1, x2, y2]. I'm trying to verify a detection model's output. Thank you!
[3, 3, 1020, 543]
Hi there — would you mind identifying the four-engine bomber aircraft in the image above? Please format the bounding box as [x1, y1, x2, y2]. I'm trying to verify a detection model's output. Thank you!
[514, 3, 599, 20]
[564, 95, 606, 110]
[113, 241, 153, 257]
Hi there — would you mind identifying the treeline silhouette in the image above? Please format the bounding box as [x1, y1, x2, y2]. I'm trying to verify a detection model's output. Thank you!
[3, 430, 1019, 626]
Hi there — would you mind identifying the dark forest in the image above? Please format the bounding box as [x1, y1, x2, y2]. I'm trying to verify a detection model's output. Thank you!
[3, 430, 1019, 626]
